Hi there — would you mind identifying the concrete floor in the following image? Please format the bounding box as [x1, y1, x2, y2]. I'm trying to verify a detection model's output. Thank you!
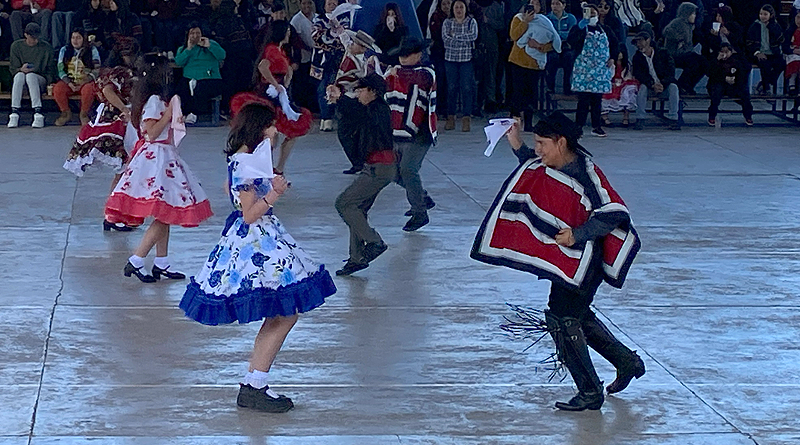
[0, 119, 798, 444]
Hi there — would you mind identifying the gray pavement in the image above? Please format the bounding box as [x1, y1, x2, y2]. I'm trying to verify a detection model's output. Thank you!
[0, 120, 798, 444]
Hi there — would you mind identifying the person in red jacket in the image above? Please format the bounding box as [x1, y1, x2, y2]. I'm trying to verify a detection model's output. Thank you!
[10, 0, 54, 43]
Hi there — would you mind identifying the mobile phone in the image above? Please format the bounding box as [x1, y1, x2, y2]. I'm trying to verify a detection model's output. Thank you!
[523, 4, 535, 14]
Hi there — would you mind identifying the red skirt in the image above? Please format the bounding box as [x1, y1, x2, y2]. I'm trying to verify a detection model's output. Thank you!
[230, 92, 312, 139]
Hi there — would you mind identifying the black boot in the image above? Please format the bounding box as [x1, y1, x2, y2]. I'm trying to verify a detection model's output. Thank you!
[545, 310, 604, 411]
[582, 312, 645, 394]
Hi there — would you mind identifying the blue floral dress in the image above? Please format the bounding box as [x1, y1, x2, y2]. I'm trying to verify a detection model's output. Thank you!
[180, 156, 336, 326]
[571, 28, 613, 94]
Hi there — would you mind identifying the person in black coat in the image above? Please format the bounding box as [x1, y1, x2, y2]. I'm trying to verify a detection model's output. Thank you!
[702, 4, 744, 59]
[707, 42, 752, 124]
[746, 4, 785, 94]
[630, 31, 681, 128]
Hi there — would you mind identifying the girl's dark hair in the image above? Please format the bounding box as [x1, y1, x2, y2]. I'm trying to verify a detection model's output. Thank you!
[63, 28, 95, 69]
[380, 3, 405, 28]
[761, 4, 776, 21]
[184, 21, 204, 47]
[450, 0, 469, 18]
[616, 44, 629, 72]
[715, 5, 733, 25]
[131, 54, 173, 129]
[226, 103, 277, 158]
[269, 19, 290, 45]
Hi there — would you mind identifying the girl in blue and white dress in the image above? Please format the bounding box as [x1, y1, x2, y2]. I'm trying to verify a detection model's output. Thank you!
[180, 101, 336, 413]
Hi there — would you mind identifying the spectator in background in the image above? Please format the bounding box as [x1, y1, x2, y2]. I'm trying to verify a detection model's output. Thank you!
[1, 0, 13, 59]
[660, 0, 703, 32]
[784, 10, 800, 95]
[602, 46, 638, 126]
[546, 0, 577, 94]
[10, 0, 54, 43]
[428, 0, 451, 117]
[707, 42, 752, 125]
[614, 0, 655, 37]
[253, 0, 285, 51]
[631, 31, 681, 130]
[52, 0, 81, 48]
[54, 27, 100, 126]
[175, 23, 226, 123]
[73, 0, 103, 52]
[480, 0, 506, 113]
[129, 0, 153, 51]
[311, 0, 348, 132]
[8, 22, 55, 128]
[596, 0, 623, 43]
[290, 0, 317, 109]
[373, 2, 408, 65]
[146, 0, 181, 52]
[747, 4, 785, 95]
[442, 0, 478, 131]
[209, 0, 255, 113]
[703, 4, 743, 59]
[663, 2, 707, 94]
[416, 0, 439, 40]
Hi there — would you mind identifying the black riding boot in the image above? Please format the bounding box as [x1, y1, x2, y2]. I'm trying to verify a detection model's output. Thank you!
[545, 310, 604, 411]
[582, 312, 646, 394]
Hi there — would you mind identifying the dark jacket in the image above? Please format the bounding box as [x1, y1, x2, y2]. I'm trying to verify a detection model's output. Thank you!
[632, 45, 677, 88]
[663, 2, 697, 58]
[565, 23, 618, 62]
[337, 95, 394, 165]
[746, 19, 785, 60]
[702, 7, 744, 57]
[707, 51, 750, 87]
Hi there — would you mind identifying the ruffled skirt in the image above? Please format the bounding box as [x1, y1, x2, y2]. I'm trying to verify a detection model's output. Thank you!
[63, 109, 134, 176]
[230, 92, 313, 139]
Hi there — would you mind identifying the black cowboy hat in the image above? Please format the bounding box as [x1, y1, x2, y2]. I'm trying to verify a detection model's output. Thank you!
[355, 72, 387, 97]
[389, 36, 429, 58]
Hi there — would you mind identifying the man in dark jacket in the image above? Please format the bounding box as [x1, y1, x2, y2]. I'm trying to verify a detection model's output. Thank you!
[663, 1, 707, 94]
[331, 73, 396, 276]
[631, 31, 681, 129]
[707, 42, 752, 125]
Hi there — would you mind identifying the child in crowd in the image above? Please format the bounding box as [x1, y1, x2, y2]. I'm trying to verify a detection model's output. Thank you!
[105, 54, 213, 283]
[179, 101, 336, 413]
[747, 4, 785, 95]
[601, 47, 638, 127]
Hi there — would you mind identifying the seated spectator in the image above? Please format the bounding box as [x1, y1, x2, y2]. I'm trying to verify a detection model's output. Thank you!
[631, 31, 681, 129]
[128, 0, 153, 50]
[289, 0, 317, 110]
[602, 46, 638, 126]
[99, 0, 143, 56]
[707, 42, 752, 125]
[546, 0, 577, 94]
[442, 0, 478, 131]
[660, 0, 703, 32]
[10, 0, 54, 43]
[785, 10, 800, 95]
[52, 0, 81, 48]
[614, 0, 655, 37]
[746, 4, 785, 95]
[663, 2, 707, 94]
[8, 22, 55, 128]
[145, 0, 180, 52]
[209, 0, 255, 112]
[373, 2, 408, 65]
[702, 4, 743, 59]
[2, 0, 13, 59]
[175, 23, 226, 123]
[54, 27, 100, 126]
[73, 0, 102, 44]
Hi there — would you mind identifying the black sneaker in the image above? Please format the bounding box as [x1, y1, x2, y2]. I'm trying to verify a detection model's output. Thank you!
[591, 127, 607, 137]
[404, 196, 436, 216]
[236, 384, 294, 413]
[342, 166, 362, 174]
[363, 241, 388, 263]
[402, 213, 429, 232]
[335, 259, 369, 276]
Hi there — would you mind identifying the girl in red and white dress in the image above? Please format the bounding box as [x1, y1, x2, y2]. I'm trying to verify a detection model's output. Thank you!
[105, 55, 213, 283]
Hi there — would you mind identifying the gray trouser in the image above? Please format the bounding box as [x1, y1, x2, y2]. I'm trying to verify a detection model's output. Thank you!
[11, 72, 47, 110]
[636, 83, 680, 121]
[10, 10, 52, 42]
[335, 163, 396, 263]
[51, 11, 74, 48]
[395, 140, 431, 216]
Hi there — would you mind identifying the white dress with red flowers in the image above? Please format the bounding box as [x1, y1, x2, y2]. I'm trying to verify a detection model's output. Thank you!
[104, 95, 213, 227]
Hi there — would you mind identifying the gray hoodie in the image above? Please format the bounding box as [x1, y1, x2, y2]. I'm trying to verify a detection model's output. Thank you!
[663, 2, 697, 58]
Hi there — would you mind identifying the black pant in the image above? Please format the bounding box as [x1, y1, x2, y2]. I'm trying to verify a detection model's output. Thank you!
[546, 50, 574, 94]
[177, 78, 224, 115]
[674, 52, 708, 93]
[508, 63, 541, 119]
[755, 54, 786, 92]
[575, 92, 602, 129]
[291, 61, 319, 113]
[220, 50, 255, 112]
[708, 81, 753, 120]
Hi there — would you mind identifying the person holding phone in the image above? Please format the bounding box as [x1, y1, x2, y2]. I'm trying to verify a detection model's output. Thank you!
[174, 22, 226, 124]
[8, 22, 55, 128]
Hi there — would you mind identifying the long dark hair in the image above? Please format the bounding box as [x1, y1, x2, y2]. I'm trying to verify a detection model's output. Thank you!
[760, 4, 777, 23]
[226, 103, 277, 158]
[63, 28, 96, 70]
[380, 3, 405, 28]
[131, 54, 173, 129]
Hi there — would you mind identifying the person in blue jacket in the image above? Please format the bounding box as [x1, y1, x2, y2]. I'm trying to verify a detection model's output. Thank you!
[546, 0, 577, 93]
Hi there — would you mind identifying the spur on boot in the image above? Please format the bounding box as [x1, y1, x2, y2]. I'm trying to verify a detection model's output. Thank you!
[124, 261, 157, 283]
[103, 219, 133, 232]
[152, 265, 186, 280]
[236, 384, 294, 413]
[606, 351, 646, 394]
[555, 390, 604, 411]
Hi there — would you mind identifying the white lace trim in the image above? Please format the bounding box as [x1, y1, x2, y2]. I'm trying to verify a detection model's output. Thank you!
[63, 147, 125, 177]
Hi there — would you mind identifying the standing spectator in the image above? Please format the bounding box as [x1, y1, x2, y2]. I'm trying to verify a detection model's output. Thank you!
[442, 0, 478, 131]
[602, 46, 638, 126]
[175, 23, 226, 123]
[747, 4, 785, 95]
[8, 22, 55, 128]
[311, 0, 348, 131]
[209, 0, 256, 113]
[707, 42, 752, 125]
[508, 0, 557, 132]
[51, 0, 80, 48]
[289, 0, 317, 109]
[10, 0, 54, 43]
[663, 2, 707, 94]
[631, 31, 681, 129]
[546, 0, 577, 94]
[702, 4, 744, 59]
[1, 0, 14, 59]
[416, 0, 438, 40]
[784, 10, 800, 95]
[373, 2, 408, 65]
[429, 0, 451, 117]
[568, 0, 615, 137]
[596, 0, 624, 43]
[614, 0, 655, 37]
[54, 27, 100, 126]
[480, 0, 506, 112]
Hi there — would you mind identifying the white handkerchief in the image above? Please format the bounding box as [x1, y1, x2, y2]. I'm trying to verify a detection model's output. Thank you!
[326, 3, 360, 20]
[93, 102, 105, 126]
[483, 118, 515, 157]
[235, 139, 275, 181]
[124, 120, 138, 153]
[170, 95, 186, 146]
[266, 84, 301, 121]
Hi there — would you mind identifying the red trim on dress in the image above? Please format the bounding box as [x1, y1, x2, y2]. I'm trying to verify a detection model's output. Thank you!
[105, 194, 213, 227]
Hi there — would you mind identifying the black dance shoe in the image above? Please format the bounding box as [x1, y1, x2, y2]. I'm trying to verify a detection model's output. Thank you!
[404, 196, 436, 216]
[402, 213, 429, 232]
[363, 241, 388, 263]
[124, 262, 157, 283]
[236, 384, 294, 413]
[152, 265, 186, 280]
[606, 351, 646, 395]
[555, 391, 604, 411]
[103, 220, 133, 232]
[335, 259, 369, 276]
[342, 166, 362, 174]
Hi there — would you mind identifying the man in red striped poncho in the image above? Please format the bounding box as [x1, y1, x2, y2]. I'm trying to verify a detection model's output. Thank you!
[471, 111, 645, 412]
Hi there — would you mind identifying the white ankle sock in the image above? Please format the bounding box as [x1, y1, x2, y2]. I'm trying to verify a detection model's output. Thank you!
[128, 255, 145, 269]
[242, 370, 280, 398]
[153, 256, 170, 270]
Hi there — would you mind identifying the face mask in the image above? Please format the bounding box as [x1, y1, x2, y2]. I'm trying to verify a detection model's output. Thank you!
[588, 16, 599, 26]
[386, 15, 396, 31]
